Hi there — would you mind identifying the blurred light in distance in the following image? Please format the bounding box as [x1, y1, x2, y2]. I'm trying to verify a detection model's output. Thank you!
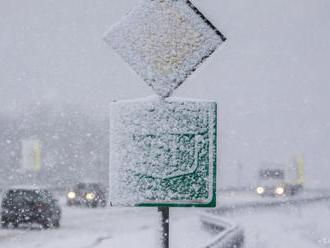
[275, 187, 285, 195]
[86, 193, 95, 200]
[67, 192, 76, 199]
[256, 187, 265, 194]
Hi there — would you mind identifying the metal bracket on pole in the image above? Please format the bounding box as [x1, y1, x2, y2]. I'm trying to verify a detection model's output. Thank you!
[158, 207, 169, 248]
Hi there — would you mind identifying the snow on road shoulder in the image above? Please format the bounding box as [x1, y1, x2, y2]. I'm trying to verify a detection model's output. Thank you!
[170, 208, 215, 248]
[225, 201, 330, 248]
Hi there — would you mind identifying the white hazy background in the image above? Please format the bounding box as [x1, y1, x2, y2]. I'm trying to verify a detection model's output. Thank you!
[0, 0, 330, 188]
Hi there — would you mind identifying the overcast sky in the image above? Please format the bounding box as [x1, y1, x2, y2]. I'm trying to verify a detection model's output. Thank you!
[1, 0, 330, 187]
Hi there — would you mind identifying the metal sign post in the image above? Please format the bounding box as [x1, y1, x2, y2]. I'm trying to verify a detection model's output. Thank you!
[158, 207, 169, 248]
[104, 0, 226, 247]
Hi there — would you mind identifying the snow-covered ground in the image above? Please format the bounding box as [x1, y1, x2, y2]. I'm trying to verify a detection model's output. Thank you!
[226, 202, 330, 248]
[214, 190, 330, 248]
[0, 207, 159, 248]
[1, 191, 330, 248]
[0, 205, 212, 248]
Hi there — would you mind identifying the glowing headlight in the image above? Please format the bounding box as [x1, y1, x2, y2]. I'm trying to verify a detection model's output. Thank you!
[275, 187, 285, 195]
[256, 187, 265, 194]
[86, 193, 96, 200]
[67, 192, 76, 199]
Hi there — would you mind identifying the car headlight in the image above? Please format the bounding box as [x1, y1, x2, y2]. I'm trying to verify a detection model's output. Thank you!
[85, 193, 95, 200]
[275, 187, 285, 195]
[256, 187, 265, 194]
[67, 191, 76, 199]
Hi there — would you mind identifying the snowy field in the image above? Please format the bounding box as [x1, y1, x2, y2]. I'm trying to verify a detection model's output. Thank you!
[1, 191, 330, 248]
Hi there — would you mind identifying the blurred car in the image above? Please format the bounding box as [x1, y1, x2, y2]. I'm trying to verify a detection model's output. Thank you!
[256, 158, 304, 197]
[66, 183, 107, 208]
[0, 187, 61, 229]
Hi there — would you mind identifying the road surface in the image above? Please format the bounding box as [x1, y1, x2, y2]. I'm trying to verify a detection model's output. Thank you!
[1, 190, 330, 248]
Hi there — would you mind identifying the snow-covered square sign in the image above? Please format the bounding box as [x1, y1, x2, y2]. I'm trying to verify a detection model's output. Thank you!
[104, 0, 226, 98]
[109, 97, 217, 207]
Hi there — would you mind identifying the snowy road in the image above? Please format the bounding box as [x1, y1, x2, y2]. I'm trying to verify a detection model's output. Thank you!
[0, 205, 212, 248]
[0, 207, 160, 248]
[215, 189, 330, 213]
[1, 191, 330, 248]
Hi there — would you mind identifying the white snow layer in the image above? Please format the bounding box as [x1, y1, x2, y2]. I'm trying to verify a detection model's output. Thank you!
[109, 98, 217, 206]
[1, 200, 330, 248]
[104, 0, 225, 97]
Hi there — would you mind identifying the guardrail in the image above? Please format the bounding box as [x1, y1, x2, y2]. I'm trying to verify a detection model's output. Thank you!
[198, 189, 330, 248]
[199, 213, 244, 248]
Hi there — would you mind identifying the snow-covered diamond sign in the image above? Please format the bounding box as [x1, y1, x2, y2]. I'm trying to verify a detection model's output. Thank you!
[104, 0, 226, 98]
[109, 97, 217, 207]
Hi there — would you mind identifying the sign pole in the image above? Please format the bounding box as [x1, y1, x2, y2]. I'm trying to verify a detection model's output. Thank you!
[105, 1, 225, 247]
[158, 207, 169, 248]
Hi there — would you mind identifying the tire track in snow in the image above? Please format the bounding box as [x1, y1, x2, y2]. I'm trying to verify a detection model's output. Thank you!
[83, 234, 113, 248]
[83, 224, 152, 248]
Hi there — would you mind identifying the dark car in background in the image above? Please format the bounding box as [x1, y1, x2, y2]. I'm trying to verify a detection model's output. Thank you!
[1, 188, 61, 229]
[66, 183, 107, 208]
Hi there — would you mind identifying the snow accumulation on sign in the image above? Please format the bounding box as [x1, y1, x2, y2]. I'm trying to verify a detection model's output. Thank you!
[109, 97, 217, 207]
[104, 0, 226, 98]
